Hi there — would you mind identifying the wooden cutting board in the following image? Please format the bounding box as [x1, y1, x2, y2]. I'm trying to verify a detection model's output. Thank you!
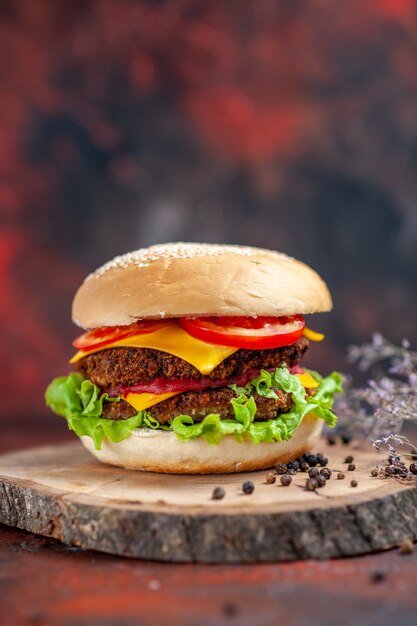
[0, 440, 415, 562]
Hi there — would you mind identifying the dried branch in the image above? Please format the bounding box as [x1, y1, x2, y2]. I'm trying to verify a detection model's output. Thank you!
[334, 334, 417, 441]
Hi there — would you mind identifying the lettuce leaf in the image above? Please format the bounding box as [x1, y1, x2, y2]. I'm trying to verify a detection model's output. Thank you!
[45, 366, 343, 450]
[45, 373, 169, 450]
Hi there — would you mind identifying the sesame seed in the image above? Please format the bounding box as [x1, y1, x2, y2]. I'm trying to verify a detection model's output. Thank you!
[85, 243, 287, 281]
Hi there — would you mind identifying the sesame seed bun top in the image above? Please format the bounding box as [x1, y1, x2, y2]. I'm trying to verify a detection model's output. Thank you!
[72, 243, 332, 329]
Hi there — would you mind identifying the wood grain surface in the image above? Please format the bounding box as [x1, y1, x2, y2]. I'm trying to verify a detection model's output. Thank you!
[0, 439, 416, 562]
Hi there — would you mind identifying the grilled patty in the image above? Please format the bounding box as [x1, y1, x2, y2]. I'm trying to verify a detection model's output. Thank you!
[78, 338, 309, 390]
[80, 339, 308, 424]
[102, 387, 294, 423]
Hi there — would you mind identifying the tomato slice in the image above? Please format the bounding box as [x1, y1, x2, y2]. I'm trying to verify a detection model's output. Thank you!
[73, 320, 167, 352]
[179, 315, 305, 349]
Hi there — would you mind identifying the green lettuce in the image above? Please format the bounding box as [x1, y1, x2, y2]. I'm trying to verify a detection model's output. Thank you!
[45, 373, 169, 450]
[45, 366, 343, 450]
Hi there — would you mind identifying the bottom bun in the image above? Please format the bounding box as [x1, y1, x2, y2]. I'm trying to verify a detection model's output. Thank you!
[81, 415, 323, 474]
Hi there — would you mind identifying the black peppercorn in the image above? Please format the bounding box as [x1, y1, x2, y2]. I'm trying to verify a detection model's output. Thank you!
[308, 467, 319, 478]
[307, 454, 318, 467]
[288, 460, 300, 472]
[306, 478, 318, 491]
[409, 463, 417, 475]
[275, 463, 287, 475]
[300, 462, 310, 472]
[351, 480, 358, 487]
[212, 487, 225, 500]
[266, 472, 276, 484]
[371, 570, 386, 583]
[242, 480, 254, 495]
[344, 455, 354, 464]
[222, 603, 239, 618]
[320, 468, 332, 480]
[327, 436, 336, 445]
[280, 475, 292, 486]
[370, 469, 378, 477]
[385, 465, 397, 476]
[348, 463, 356, 471]
[396, 467, 409, 478]
[316, 475, 326, 487]
[318, 456, 329, 467]
[337, 472, 345, 480]
[341, 435, 351, 445]
[287, 468, 297, 475]
[388, 455, 401, 464]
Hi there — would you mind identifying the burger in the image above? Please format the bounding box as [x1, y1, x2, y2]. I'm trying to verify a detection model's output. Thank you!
[46, 243, 342, 473]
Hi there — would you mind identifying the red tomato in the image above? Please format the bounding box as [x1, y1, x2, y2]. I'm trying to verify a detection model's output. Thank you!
[179, 315, 305, 349]
[73, 320, 166, 351]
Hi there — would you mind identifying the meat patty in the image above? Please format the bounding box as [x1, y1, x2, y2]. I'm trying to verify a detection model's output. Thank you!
[78, 337, 309, 390]
[102, 386, 294, 423]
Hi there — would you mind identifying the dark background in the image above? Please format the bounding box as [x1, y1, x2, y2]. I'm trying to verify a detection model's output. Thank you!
[0, 0, 416, 428]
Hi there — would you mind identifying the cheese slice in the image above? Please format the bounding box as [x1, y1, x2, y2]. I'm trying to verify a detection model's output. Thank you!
[123, 372, 318, 413]
[296, 372, 319, 389]
[124, 391, 179, 412]
[70, 321, 238, 375]
[303, 327, 325, 342]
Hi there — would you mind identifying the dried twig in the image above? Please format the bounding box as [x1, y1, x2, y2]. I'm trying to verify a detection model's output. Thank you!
[334, 334, 417, 441]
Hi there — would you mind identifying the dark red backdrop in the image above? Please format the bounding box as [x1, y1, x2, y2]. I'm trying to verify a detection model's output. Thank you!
[1, 1, 416, 427]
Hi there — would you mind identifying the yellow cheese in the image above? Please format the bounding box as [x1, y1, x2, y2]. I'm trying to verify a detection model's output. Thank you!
[124, 391, 179, 412]
[296, 372, 319, 389]
[124, 372, 318, 412]
[70, 321, 238, 375]
[303, 327, 325, 342]
[119, 372, 318, 414]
